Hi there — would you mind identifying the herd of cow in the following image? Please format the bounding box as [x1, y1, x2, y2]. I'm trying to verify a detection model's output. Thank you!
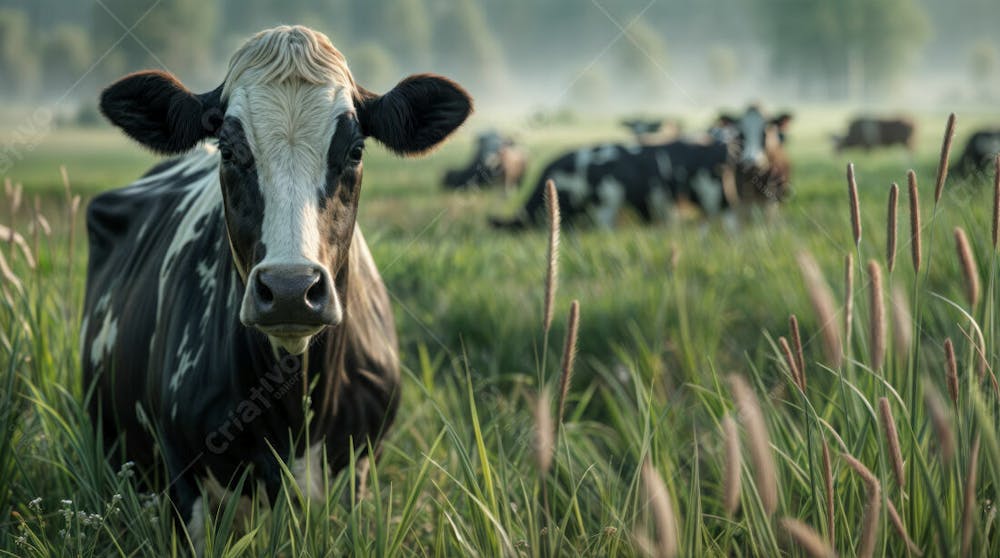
[74, 25, 999, 546]
[444, 114, 1000, 228]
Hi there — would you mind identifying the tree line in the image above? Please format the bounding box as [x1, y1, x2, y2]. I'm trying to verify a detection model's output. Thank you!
[0, 0, 996, 105]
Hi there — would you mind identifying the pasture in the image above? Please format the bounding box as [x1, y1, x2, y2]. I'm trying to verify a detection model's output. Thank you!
[1, 107, 999, 556]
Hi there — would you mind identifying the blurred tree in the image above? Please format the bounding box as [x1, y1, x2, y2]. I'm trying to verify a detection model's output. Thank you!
[91, 0, 218, 87]
[610, 20, 669, 106]
[567, 66, 611, 109]
[752, 0, 929, 99]
[382, 0, 432, 70]
[348, 42, 398, 91]
[429, 0, 508, 94]
[40, 24, 92, 94]
[708, 45, 738, 89]
[0, 8, 37, 97]
[969, 39, 998, 100]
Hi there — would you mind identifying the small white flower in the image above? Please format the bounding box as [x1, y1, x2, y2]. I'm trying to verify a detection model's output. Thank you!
[15, 535, 26, 546]
[28, 497, 42, 511]
[60, 499, 72, 507]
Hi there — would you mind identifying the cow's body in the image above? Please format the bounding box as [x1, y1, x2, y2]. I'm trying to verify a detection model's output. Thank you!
[952, 129, 1000, 179]
[492, 107, 791, 228]
[80, 26, 471, 537]
[834, 117, 915, 152]
[443, 131, 526, 191]
[82, 146, 399, 513]
[491, 141, 730, 228]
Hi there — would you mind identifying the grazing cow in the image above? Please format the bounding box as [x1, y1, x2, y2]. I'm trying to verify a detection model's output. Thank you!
[443, 130, 527, 191]
[491, 107, 791, 228]
[951, 129, 1000, 179]
[833, 117, 915, 153]
[81, 26, 471, 537]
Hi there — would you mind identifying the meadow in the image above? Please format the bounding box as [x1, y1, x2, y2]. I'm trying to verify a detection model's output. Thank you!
[1, 106, 999, 556]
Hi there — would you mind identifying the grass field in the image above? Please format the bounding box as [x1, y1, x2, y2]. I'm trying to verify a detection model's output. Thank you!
[2, 107, 1000, 556]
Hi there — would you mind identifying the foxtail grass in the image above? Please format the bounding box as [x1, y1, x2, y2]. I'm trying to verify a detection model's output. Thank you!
[933, 113, 956, 205]
[841, 452, 881, 558]
[721, 414, 741, 516]
[729, 374, 778, 515]
[867, 260, 885, 370]
[878, 397, 904, 488]
[954, 227, 980, 308]
[789, 314, 806, 387]
[798, 252, 843, 368]
[908, 171, 922, 273]
[847, 163, 862, 247]
[779, 518, 835, 558]
[887, 183, 898, 273]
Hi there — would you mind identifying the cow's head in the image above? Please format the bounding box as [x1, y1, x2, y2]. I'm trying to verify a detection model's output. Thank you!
[715, 107, 793, 202]
[100, 26, 471, 354]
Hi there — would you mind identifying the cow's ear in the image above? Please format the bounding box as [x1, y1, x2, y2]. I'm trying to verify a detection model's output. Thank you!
[771, 113, 793, 131]
[716, 114, 737, 127]
[355, 74, 472, 156]
[100, 70, 224, 155]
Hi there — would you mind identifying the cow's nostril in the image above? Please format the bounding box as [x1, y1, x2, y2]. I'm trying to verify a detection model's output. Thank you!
[306, 272, 328, 308]
[255, 274, 274, 304]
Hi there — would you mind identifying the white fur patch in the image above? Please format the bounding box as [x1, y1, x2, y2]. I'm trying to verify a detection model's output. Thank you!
[90, 311, 118, 366]
[692, 170, 724, 215]
[593, 177, 625, 227]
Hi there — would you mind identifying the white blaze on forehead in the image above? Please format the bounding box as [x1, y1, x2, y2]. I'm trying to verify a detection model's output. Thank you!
[739, 109, 766, 164]
[225, 84, 353, 267]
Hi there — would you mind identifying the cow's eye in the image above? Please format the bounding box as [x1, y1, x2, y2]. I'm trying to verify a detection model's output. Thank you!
[220, 146, 234, 163]
[348, 143, 364, 165]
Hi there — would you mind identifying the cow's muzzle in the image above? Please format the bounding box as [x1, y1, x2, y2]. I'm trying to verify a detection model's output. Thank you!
[242, 264, 341, 343]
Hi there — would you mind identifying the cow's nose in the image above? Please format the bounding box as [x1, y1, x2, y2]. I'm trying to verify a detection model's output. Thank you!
[248, 264, 338, 328]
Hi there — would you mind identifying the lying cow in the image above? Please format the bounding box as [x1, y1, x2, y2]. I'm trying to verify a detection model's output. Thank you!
[951, 129, 1000, 179]
[491, 107, 792, 228]
[82, 25, 471, 540]
[833, 117, 915, 153]
[443, 130, 527, 191]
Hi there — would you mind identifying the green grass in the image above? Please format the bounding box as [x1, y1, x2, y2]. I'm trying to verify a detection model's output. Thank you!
[1, 108, 999, 556]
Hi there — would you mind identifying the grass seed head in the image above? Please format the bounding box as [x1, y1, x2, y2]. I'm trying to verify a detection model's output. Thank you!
[556, 300, 580, 426]
[797, 252, 843, 368]
[878, 397, 904, 488]
[867, 260, 885, 370]
[847, 163, 862, 247]
[641, 459, 679, 558]
[934, 113, 956, 205]
[944, 338, 960, 405]
[887, 182, 898, 272]
[729, 374, 778, 515]
[721, 414, 741, 516]
[543, 179, 560, 334]
[908, 171, 922, 273]
[779, 517, 836, 558]
[954, 227, 980, 308]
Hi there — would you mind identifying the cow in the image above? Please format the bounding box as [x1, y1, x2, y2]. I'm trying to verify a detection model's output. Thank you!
[80, 25, 471, 542]
[833, 117, 915, 153]
[442, 130, 527, 191]
[951, 129, 1000, 180]
[490, 107, 792, 229]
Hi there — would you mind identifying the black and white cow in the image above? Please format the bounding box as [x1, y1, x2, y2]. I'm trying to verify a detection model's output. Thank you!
[442, 130, 527, 191]
[491, 107, 791, 228]
[81, 26, 471, 537]
[951, 129, 1000, 179]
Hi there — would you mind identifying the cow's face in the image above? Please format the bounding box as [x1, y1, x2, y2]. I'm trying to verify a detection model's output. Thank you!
[99, 26, 472, 354]
[716, 107, 793, 202]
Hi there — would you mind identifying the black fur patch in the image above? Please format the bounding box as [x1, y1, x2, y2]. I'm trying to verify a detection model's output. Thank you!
[100, 70, 225, 155]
